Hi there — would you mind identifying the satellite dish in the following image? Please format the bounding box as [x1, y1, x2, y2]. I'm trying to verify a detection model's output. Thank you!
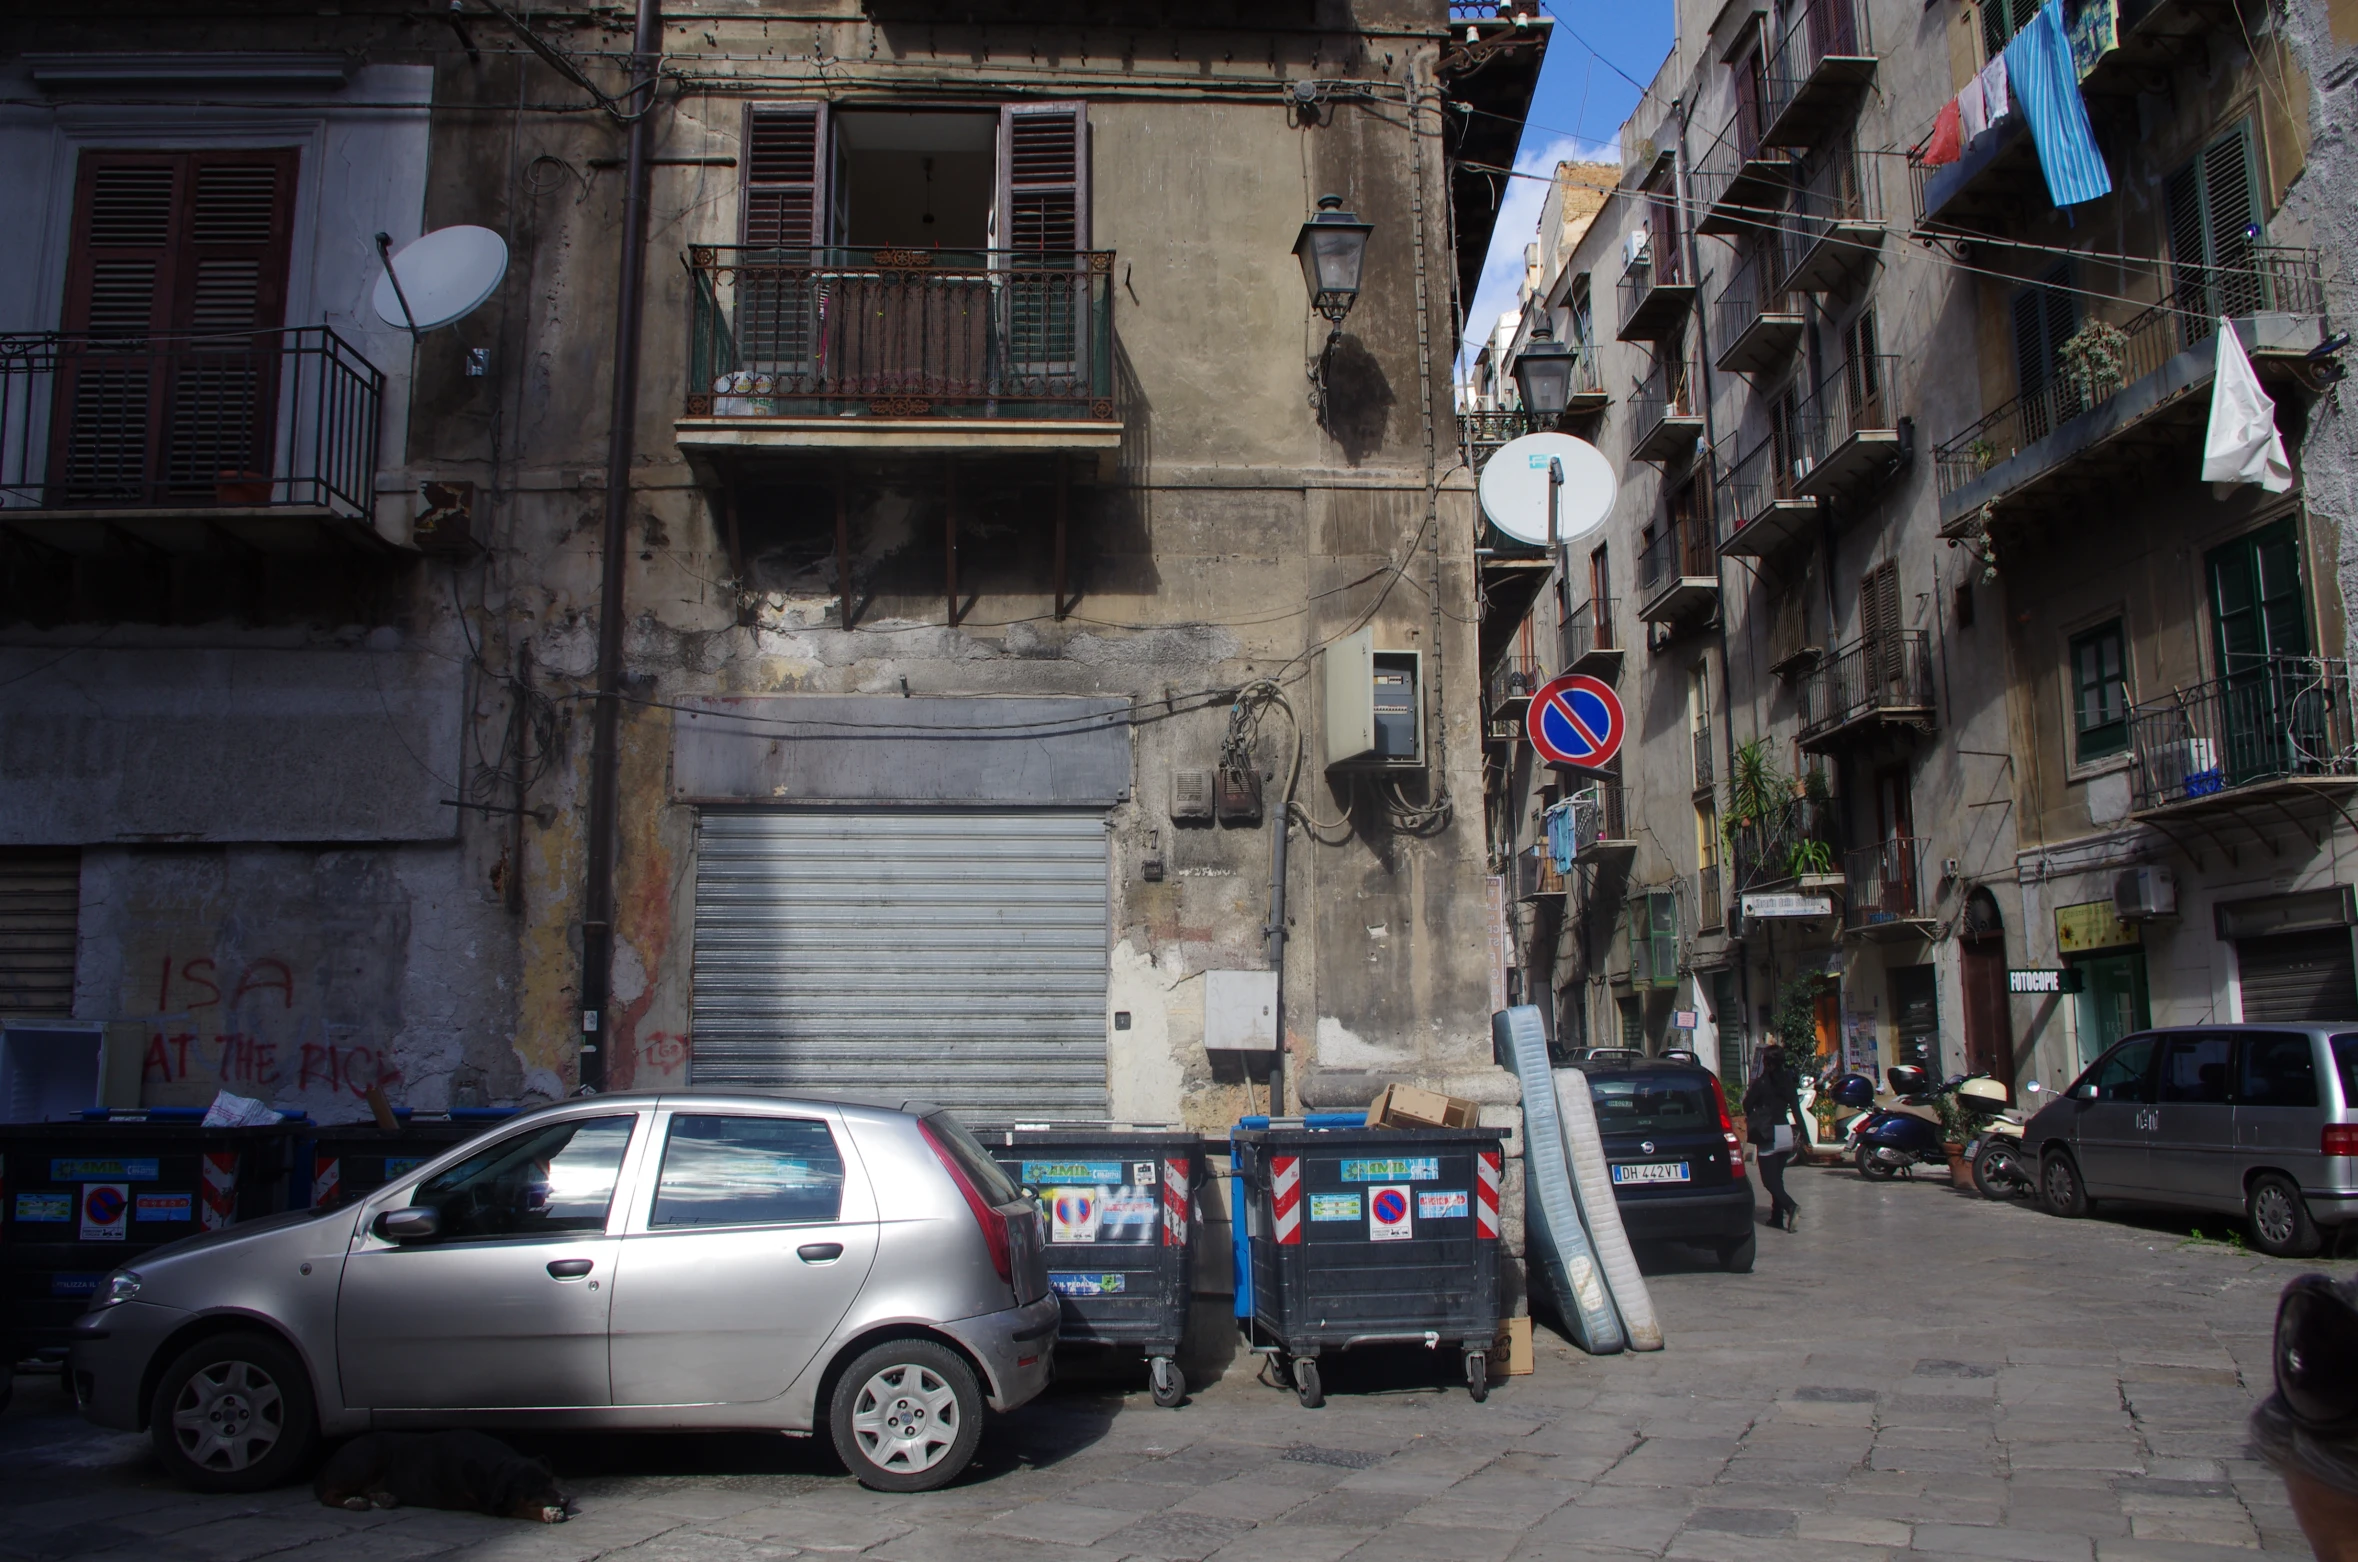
[372, 226, 509, 332]
[1479, 432, 1616, 548]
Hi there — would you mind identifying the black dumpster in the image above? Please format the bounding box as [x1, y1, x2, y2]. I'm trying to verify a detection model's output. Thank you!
[1, 1116, 292, 1366]
[293, 1109, 517, 1209]
[1232, 1122, 1504, 1408]
[986, 1129, 1204, 1407]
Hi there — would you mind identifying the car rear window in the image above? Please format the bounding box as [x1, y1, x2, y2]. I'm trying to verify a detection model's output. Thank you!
[923, 1112, 1023, 1205]
[2334, 1034, 2358, 1107]
[1588, 1073, 1713, 1134]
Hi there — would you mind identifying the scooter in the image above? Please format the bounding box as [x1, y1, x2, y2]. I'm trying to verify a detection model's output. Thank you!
[1965, 1078, 2043, 1199]
[1838, 1066, 1958, 1179]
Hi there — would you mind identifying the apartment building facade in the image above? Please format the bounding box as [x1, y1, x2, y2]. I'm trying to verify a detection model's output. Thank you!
[0, 2, 1548, 1129]
[1476, 0, 2348, 1095]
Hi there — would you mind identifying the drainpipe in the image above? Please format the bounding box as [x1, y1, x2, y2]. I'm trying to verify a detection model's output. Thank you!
[577, 0, 662, 1092]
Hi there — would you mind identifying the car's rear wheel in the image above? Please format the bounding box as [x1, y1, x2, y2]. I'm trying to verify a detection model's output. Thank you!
[1718, 1230, 1757, 1273]
[828, 1340, 983, 1493]
[149, 1331, 317, 1493]
[2040, 1152, 2090, 1218]
[2248, 1174, 2322, 1258]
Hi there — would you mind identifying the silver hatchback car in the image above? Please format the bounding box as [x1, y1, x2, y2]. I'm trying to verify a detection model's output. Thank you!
[67, 1092, 1055, 1494]
[2023, 1025, 2358, 1256]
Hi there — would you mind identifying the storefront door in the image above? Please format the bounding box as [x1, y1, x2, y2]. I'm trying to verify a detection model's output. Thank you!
[2070, 950, 2151, 1068]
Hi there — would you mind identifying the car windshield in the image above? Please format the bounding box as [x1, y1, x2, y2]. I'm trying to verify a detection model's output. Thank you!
[924, 1111, 1022, 1205]
[2335, 1034, 2358, 1106]
[1588, 1073, 1712, 1135]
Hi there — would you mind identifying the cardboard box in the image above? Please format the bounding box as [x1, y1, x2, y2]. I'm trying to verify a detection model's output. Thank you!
[1367, 1082, 1481, 1130]
[1493, 1315, 1534, 1376]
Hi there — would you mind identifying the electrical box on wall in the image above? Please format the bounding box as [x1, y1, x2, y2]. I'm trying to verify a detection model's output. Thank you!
[1204, 970, 1279, 1054]
[1321, 626, 1425, 770]
[1171, 768, 1214, 822]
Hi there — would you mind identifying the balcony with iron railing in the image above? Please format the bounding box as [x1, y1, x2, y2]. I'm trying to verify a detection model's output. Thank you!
[1637, 511, 1720, 624]
[1693, 108, 1791, 238]
[1727, 795, 1841, 892]
[1517, 844, 1568, 902]
[1800, 631, 1935, 749]
[1844, 836, 1934, 941]
[1616, 240, 1695, 344]
[1714, 428, 1822, 558]
[1561, 595, 1621, 676]
[1630, 357, 1707, 463]
[1781, 148, 1884, 293]
[1488, 652, 1544, 719]
[1792, 352, 1904, 501]
[1762, 0, 1876, 148]
[1546, 780, 1637, 868]
[1461, 407, 1536, 459]
[0, 326, 383, 543]
[2127, 657, 2358, 824]
[679, 245, 1121, 457]
[1713, 236, 1805, 376]
[1934, 255, 2327, 534]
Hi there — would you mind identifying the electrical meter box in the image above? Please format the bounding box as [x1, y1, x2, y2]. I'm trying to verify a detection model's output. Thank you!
[1322, 627, 1425, 770]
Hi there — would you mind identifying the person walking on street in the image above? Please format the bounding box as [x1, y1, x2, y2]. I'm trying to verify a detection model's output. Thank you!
[1744, 1044, 1809, 1232]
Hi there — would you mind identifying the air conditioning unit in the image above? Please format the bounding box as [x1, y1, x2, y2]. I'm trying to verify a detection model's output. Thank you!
[1620, 228, 1651, 270]
[2114, 865, 2178, 921]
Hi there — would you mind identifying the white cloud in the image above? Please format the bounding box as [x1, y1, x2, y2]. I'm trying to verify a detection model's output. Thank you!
[1457, 134, 1618, 373]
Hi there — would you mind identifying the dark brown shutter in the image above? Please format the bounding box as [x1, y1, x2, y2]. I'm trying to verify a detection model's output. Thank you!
[53, 149, 293, 507]
[742, 103, 827, 247]
[1860, 559, 1901, 682]
[998, 102, 1089, 253]
[0, 849, 80, 1016]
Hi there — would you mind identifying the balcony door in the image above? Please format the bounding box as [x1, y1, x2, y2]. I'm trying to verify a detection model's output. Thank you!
[1871, 763, 1914, 919]
[2207, 519, 2313, 786]
[2165, 123, 2262, 330]
[51, 149, 297, 508]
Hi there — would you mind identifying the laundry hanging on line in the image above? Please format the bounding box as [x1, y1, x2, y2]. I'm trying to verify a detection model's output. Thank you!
[2004, 0, 2112, 206]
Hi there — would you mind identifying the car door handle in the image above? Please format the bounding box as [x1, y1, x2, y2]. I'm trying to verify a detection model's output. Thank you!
[797, 1243, 844, 1263]
[546, 1258, 595, 1279]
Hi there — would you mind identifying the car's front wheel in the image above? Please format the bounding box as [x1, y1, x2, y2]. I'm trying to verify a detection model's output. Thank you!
[149, 1331, 318, 1492]
[828, 1339, 984, 1492]
[2040, 1152, 2090, 1218]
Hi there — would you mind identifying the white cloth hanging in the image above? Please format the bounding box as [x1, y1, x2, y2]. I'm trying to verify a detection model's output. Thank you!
[2202, 316, 2292, 493]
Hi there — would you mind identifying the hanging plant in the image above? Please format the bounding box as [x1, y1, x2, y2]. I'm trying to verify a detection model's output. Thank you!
[2057, 319, 2130, 405]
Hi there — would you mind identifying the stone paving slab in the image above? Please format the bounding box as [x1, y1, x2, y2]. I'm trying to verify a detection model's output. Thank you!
[3, 1164, 2348, 1562]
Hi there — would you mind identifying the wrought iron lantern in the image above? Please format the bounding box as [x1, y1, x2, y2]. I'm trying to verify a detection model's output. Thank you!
[1512, 322, 1578, 423]
[1293, 194, 1373, 330]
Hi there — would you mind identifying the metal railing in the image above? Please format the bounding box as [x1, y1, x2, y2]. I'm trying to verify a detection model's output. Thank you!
[1638, 512, 1718, 598]
[1563, 595, 1618, 662]
[0, 326, 381, 515]
[1461, 408, 1534, 453]
[1632, 357, 1702, 453]
[2128, 656, 2358, 812]
[1934, 252, 2325, 501]
[1784, 147, 1883, 279]
[1518, 845, 1568, 900]
[1488, 652, 1544, 714]
[1845, 836, 1927, 931]
[1692, 723, 1715, 790]
[1714, 426, 1815, 544]
[1713, 236, 1802, 352]
[1698, 865, 1725, 932]
[1797, 351, 1901, 462]
[1766, 0, 1874, 133]
[1554, 779, 1631, 857]
[1692, 107, 1785, 221]
[1728, 796, 1839, 890]
[685, 245, 1116, 420]
[1617, 240, 1688, 332]
[1799, 630, 1935, 741]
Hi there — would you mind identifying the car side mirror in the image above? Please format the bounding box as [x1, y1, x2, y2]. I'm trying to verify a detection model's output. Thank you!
[374, 1207, 442, 1244]
[2025, 1080, 2043, 1095]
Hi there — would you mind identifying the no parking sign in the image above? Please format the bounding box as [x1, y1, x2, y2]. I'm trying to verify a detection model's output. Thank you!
[1368, 1184, 1413, 1242]
[1528, 673, 1625, 771]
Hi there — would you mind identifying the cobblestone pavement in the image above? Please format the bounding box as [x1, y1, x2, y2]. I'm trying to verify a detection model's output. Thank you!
[3, 1162, 2348, 1562]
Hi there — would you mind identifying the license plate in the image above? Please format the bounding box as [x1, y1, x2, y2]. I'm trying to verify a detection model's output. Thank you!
[1610, 1162, 1691, 1185]
[1965, 1139, 1982, 1157]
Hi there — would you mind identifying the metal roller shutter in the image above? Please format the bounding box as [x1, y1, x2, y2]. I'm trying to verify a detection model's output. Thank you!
[2237, 928, 2358, 1023]
[0, 850, 80, 1015]
[691, 810, 1109, 1120]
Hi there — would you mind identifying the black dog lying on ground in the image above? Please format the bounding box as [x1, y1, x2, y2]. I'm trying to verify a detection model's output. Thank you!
[314, 1430, 571, 1523]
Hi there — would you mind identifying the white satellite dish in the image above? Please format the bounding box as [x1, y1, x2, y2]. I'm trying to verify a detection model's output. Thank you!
[372, 225, 509, 332]
[1478, 432, 1616, 548]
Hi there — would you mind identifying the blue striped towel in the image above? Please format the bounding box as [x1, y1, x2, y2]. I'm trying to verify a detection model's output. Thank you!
[2004, 1, 2112, 207]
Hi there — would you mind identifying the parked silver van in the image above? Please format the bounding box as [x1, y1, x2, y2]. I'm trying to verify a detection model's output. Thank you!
[2023, 1026, 2358, 1256]
[67, 1093, 1055, 1494]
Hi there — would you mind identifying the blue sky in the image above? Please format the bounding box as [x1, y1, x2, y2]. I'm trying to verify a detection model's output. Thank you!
[1459, 4, 1677, 371]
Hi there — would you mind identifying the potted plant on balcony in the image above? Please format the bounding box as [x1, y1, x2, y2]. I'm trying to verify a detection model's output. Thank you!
[2057, 320, 2129, 407]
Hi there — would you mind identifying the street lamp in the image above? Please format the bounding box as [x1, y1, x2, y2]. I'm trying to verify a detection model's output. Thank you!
[1512, 322, 1577, 427]
[1294, 194, 1373, 332]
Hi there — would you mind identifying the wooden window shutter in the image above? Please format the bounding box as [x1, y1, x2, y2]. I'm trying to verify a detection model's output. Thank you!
[2203, 124, 2260, 315]
[742, 103, 827, 247]
[1861, 559, 1902, 683]
[998, 102, 1089, 253]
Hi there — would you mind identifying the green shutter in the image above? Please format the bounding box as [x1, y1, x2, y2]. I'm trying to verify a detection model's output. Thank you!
[2164, 123, 2262, 322]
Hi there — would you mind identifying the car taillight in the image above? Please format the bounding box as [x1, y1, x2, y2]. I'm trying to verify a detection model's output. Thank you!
[919, 1120, 1015, 1287]
[2324, 1124, 2358, 1157]
[1708, 1073, 1747, 1179]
